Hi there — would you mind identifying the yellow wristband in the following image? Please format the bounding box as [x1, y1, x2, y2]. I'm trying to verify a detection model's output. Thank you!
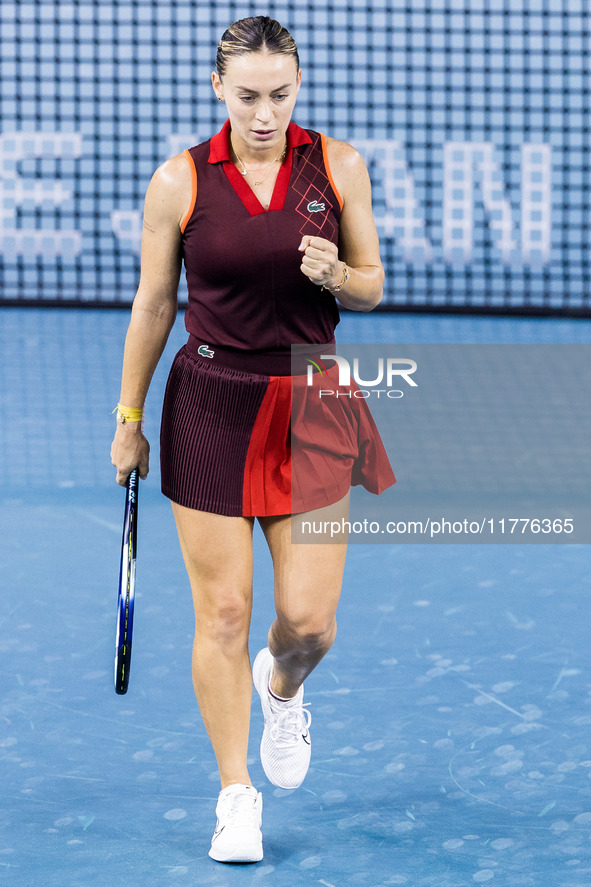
[113, 404, 144, 424]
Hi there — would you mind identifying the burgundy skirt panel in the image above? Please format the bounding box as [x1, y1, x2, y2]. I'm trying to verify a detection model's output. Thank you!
[160, 347, 270, 516]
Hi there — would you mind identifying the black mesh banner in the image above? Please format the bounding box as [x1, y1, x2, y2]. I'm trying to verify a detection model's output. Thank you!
[0, 1, 589, 314]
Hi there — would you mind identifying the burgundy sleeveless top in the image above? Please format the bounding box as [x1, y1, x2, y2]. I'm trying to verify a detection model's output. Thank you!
[180, 120, 342, 372]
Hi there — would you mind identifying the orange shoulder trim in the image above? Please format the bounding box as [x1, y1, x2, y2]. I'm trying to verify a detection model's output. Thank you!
[180, 149, 197, 233]
[320, 133, 344, 211]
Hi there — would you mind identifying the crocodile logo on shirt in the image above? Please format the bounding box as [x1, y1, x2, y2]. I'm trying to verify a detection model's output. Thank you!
[198, 344, 215, 359]
[307, 200, 326, 213]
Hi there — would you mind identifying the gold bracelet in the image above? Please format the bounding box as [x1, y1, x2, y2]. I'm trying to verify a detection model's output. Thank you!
[113, 403, 144, 424]
[322, 262, 350, 293]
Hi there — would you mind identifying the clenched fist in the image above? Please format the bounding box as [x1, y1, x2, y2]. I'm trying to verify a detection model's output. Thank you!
[298, 236, 343, 290]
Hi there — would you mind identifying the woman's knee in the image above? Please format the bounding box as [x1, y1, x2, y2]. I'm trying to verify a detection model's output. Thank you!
[194, 584, 252, 647]
[273, 610, 337, 655]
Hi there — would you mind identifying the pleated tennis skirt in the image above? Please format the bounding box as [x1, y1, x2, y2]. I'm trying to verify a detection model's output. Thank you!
[160, 340, 395, 517]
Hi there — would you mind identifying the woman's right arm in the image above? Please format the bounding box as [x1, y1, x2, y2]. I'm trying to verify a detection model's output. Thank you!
[110, 153, 193, 486]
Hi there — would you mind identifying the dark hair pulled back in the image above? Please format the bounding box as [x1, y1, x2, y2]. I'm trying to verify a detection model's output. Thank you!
[216, 16, 299, 77]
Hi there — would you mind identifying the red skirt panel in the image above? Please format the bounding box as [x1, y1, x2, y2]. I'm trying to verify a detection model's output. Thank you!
[290, 367, 396, 514]
[160, 346, 395, 516]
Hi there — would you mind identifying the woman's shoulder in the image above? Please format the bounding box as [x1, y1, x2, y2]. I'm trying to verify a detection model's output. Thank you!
[322, 134, 366, 173]
[151, 151, 195, 191]
[320, 135, 370, 204]
[145, 152, 196, 229]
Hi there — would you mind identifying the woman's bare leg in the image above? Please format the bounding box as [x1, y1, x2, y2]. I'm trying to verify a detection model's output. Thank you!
[172, 503, 255, 789]
[259, 493, 349, 698]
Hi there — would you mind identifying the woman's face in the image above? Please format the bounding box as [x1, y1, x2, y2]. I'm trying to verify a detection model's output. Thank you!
[212, 51, 301, 157]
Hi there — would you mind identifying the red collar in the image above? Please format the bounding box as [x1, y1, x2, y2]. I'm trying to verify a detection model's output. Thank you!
[208, 119, 312, 164]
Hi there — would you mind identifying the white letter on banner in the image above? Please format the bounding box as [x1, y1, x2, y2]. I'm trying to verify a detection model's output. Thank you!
[443, 142, 518, 264]
[0, 132, 82, 257]
[353, 139, 432, 264]
[521, 144, 552, 266]
[111, 210, 143, 256]
[443, 142, 551, 266]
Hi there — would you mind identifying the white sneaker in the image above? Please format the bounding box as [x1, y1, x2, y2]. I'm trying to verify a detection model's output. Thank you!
[252, 647, 312, 790]
[208, 783, 263, 863]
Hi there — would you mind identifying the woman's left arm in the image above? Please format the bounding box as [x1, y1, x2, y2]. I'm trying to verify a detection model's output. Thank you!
[298, 138, 384, 311]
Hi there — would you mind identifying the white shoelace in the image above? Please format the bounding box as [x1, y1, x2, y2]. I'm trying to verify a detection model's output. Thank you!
[219, 789, 259, 828]
[269, 704, 312, 748]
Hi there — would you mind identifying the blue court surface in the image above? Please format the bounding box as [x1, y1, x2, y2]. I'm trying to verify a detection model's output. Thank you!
[1, 308, 591, 887]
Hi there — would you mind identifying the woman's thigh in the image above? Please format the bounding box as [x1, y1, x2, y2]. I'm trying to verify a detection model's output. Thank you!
[171, 502, 255, 617]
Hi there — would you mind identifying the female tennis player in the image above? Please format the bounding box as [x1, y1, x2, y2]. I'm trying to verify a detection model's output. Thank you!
[110, 16, 394, 864]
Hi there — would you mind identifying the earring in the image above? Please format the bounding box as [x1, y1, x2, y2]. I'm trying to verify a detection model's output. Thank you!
[218, 96, 224, 102]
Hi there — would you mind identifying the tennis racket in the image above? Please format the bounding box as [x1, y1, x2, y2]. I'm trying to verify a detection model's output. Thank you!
[114, 468, 139, 695]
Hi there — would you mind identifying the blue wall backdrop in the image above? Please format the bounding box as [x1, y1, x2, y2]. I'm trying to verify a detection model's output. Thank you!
[0, 1, 589, 313]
